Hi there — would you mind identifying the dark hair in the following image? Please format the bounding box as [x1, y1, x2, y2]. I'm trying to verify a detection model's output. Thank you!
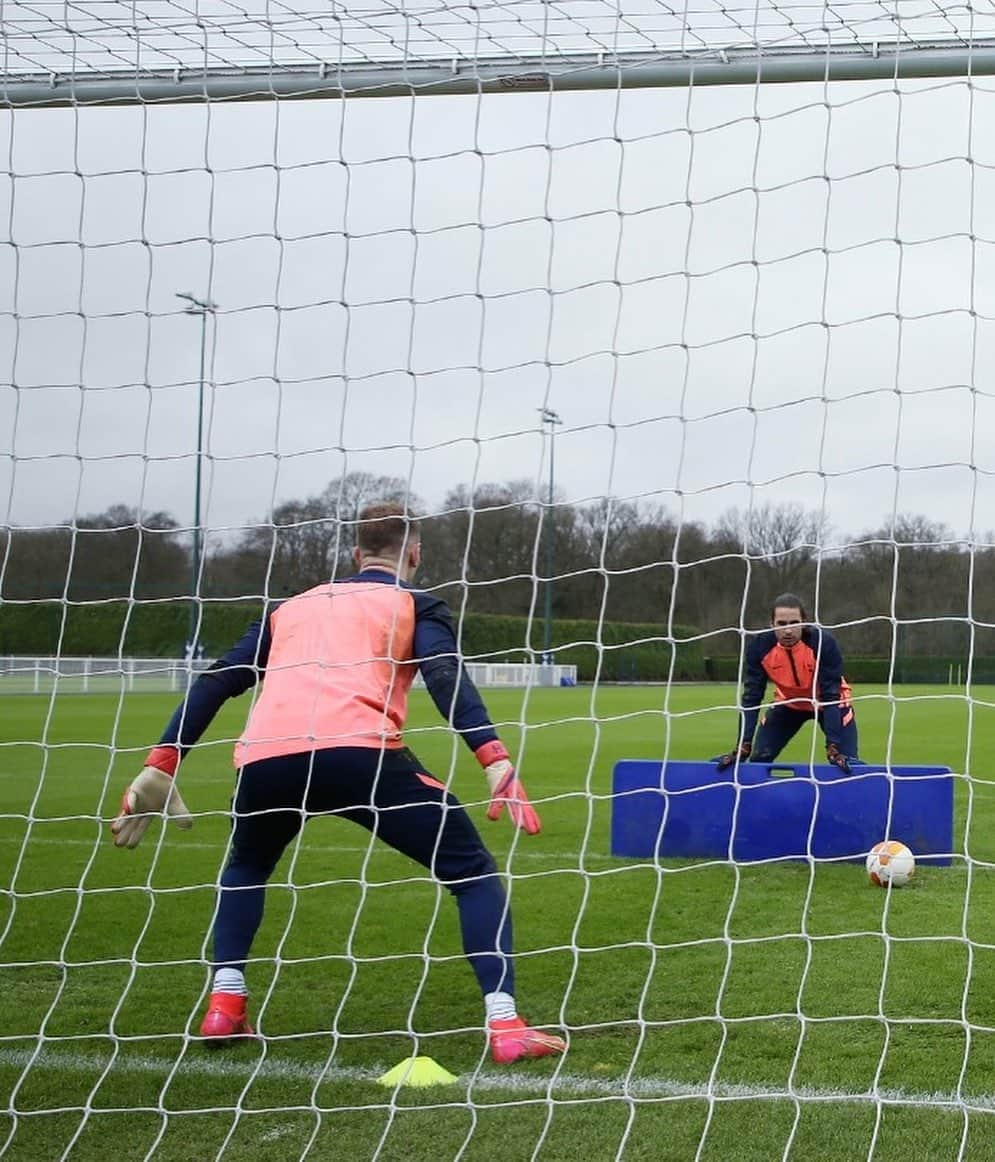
[770, 593, 808, 622]
[356, 502, 420, 556]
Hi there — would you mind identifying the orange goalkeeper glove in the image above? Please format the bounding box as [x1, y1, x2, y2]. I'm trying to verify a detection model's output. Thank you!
[475, 741, 541, 836]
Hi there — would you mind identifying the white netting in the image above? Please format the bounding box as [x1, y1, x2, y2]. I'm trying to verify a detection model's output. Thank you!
[3, 0, 995, 102]
[2, 0, 995, 74]
[1, 0, 995, 70]
[3, 0, 995, 1158]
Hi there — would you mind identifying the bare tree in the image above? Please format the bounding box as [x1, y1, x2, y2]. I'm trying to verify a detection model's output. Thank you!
[2, 506, 187, 601]
[714, 502, 830, 620]
[230, 473, 423, 596]
[74, 505, 187, 599]
[423, 481, 542, 613]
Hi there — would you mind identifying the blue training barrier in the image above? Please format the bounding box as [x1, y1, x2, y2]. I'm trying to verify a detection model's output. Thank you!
[610, 760, 954, 863]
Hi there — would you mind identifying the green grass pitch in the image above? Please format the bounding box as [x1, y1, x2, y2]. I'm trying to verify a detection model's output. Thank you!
[2, 683, 995, 1160]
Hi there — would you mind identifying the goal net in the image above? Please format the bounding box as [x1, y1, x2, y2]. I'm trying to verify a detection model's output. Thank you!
[3, 0, 995, 1158]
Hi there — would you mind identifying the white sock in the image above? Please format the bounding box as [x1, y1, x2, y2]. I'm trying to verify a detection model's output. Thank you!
[484, 991, 517, 1023]
[212, 968, 248, 996]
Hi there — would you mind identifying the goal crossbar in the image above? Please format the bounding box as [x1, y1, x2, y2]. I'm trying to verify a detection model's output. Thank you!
[6, 40, 995, 108]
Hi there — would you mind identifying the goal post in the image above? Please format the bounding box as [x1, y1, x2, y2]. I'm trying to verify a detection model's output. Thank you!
[4, 2, 995, 1159]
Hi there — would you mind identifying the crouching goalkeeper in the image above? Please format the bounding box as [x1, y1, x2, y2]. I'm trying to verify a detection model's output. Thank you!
[714, 592, 861, 773]
[109, 502, 565, 1065]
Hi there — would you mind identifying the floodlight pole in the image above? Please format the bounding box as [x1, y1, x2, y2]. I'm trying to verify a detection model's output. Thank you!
[176, 291, 218, 661]
[538, 407, 563, 664]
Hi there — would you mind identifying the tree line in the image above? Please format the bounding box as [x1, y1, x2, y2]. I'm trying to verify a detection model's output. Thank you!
[3, 471, 995, 661]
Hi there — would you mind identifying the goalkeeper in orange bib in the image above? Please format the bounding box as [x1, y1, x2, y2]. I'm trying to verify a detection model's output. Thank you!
[714, 593, 861, 773]
[110, 502, 566, 1065]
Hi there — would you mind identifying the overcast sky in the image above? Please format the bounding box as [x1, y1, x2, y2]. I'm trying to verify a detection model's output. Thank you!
[4, 3, 995, 545]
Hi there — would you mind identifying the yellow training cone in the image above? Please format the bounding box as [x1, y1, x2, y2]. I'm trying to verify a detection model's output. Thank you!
[377, 1056, 459, 1088]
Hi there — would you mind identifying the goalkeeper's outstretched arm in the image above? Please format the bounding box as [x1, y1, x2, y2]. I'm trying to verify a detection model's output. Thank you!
[738, 643, 770, 748]
[156, 618, 272, 758]
[814, 631, 845, 730]
[714, 640, 769, 769]
[413, 592, 542, 835]
[110, 617, 273, 848]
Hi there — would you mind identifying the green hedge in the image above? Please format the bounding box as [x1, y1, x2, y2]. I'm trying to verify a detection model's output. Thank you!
[0, 600, 263, 658]
[704, 654, 995, 685]
[0, 600, 703, 683]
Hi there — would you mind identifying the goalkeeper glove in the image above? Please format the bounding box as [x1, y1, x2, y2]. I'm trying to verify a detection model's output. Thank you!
[475, 741, 541, 836]
[111, 746, 193, 849]
[826, 743, 852, 775]
[714, 742, 751, 771]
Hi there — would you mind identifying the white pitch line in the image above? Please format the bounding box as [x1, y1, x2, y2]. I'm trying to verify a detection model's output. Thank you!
[0, 1046, 994, 1113]
[0, 834, 616, 863]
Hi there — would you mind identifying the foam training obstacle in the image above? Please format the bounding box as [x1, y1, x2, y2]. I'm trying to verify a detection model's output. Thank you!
[610, 760, 954, 863]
